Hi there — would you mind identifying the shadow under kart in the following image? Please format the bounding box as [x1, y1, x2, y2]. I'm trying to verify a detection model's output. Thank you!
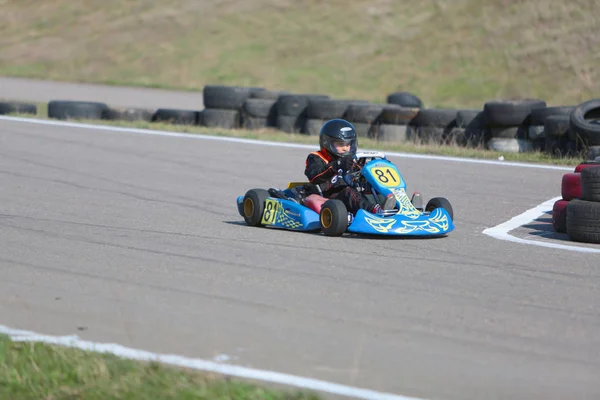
[236, 151, 455, 237]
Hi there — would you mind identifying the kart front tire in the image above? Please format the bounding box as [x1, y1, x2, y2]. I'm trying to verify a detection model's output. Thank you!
[243, 189, 268, 226]
[320, 199, 348, 237]
[426, 197, 454, 221]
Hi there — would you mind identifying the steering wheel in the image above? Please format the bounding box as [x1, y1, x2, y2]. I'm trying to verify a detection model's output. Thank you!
[342, 169, 363, 188]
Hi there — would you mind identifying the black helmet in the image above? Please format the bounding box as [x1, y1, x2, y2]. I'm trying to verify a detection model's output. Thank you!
[319, 119, 358, 158]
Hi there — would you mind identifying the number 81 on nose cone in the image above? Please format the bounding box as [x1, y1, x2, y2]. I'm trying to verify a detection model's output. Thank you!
[369, 165, 403, 187]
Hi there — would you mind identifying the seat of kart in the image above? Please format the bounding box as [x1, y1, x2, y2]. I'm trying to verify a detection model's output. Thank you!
[283, 182, 328, 213]
[304, 194, 328, 214]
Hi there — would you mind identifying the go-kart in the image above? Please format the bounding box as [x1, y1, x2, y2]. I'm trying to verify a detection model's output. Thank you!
[236, 151, 454, 237]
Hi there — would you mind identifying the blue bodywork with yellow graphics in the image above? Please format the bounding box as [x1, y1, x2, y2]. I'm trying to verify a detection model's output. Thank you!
[236, 196, 321, 231]
[237, 151, 454, 237]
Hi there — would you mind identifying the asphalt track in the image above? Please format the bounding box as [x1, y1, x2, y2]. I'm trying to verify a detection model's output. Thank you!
[1, 117, 600, 400]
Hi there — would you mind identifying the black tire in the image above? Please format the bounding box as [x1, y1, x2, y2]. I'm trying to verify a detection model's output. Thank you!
[104, 107, 154, 122]
[276, 95, 310, 117]
[410, 108, 458, 128]
[425, 197, 454, 221]
[277, 115, 304, 133]
[320, 199, 348, 236]
[48, 100, 109, 120]
[352, 122, 374, 138]
[483, 99, 546, 127]
[530, 106, 575, 126]
[152, 108, 199, 125]
[201, 108, 241, 129]
[378, 105, 419, 125]
[566, 199, 600, 244]
[306, 99, 351, 119]
[243, 99, 276, 118]
[544, 115, 570, 137]
[0, 101, 37, 115]
[243, 116, 269, 130]
[203, 85, 260, 110]
[580, 166, 600, 202]
[456, 110, 482, 127]
[570, 99, 600, 146]
[459, 111, 486, 147]
[242, 189, 269, 226]
[250, 90, 291, 100]
[304, 118, 325, 136]
[386, 92, 423, 108]
[407, 125, 445, 145]
[378, 124, 408, 143]
[343, 104, 385, 124]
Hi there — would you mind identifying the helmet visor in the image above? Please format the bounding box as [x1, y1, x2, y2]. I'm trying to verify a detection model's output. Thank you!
[328, 137, 356, 157]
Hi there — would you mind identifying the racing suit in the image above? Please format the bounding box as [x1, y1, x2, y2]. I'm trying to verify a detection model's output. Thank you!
[304, 149, 377, 214]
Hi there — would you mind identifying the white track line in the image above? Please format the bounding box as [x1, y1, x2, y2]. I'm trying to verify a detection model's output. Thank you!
[0, 325, 425, 400]
[482, 196, 600, 253]
[0, 115, 573, 171]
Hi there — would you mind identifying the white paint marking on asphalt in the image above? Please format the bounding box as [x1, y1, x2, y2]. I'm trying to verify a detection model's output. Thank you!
[0, 325, 427, 400]
[0, 115, 573, 171]
[482, 196, 600, 253]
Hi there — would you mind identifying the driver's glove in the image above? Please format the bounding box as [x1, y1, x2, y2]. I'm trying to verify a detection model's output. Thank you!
[336, 155, 355, 172]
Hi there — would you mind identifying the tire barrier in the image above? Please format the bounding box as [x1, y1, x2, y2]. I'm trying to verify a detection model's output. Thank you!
[48, 100, 109, 120]
[552, 200, 568, 233]
[0, 101, 37, 115]
[561, 173, 581, 201]
[5, 83, 600, 158]
[552, 161, 600, 244]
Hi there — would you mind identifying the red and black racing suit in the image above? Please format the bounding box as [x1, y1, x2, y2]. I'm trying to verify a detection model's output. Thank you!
[304, 149, 376, 214]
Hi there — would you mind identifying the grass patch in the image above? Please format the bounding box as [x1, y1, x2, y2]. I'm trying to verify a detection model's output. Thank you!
[0, 334, 320, 400]
[0, 1, 598, 109]
[6, 109, 584, 167]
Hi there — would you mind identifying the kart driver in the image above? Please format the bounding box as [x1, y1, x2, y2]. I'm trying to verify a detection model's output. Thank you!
[304, 118, 396, 215]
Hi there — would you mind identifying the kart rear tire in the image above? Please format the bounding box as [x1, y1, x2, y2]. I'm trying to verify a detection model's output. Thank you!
[320, 199, 348, 237]
[425, 197, 454, 221]
[242, 189, 269, 227]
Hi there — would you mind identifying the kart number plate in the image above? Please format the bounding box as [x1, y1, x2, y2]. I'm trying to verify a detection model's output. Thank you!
[261, 199, 279, 224]
[371, 166, 401, 187]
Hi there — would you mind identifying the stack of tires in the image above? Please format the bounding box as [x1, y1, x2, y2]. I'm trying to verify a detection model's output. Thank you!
[343, 103, 385, 138]
[482, 99, 546, 153]
[375, 105, 420, 143]
[201, 85, 265, 129]
[303, 99, 366, 136]
[528, 106, 576, 155]
[552, 170, 582, 233]
[453, 110, 486, 148]
[241, 90, 288, 130]
[407, 108, 458, 145]
[565, 161, 600, 244]
[273, 94, 330, 133]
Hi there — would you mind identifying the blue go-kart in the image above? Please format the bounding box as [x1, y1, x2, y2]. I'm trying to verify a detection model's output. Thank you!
[236, 151, 454, 237]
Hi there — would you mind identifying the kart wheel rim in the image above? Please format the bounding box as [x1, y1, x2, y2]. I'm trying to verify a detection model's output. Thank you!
[321, 208, 333, 228]
[243, 198, 254, 218]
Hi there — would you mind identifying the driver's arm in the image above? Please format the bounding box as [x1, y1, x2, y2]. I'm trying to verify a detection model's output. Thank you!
[304, 154, 337, 184]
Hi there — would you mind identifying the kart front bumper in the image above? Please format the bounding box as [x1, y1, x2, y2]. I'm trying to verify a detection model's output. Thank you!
[347, 207, 454, 236]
